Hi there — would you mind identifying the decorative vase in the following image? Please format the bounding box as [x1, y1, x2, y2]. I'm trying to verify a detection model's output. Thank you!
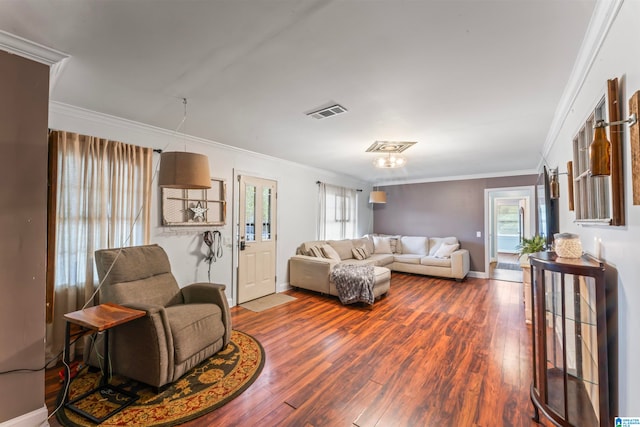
[553, 233, 582, 258]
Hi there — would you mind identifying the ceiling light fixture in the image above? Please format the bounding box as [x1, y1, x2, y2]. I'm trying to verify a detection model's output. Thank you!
[373, 152, 406, 169]
[366, 141, 416, 153]
[158, 98, 211, 189]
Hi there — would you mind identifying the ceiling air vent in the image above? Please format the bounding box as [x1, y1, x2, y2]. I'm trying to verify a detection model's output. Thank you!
[365, 141, 416, 153]
[306, 104, 348, 120]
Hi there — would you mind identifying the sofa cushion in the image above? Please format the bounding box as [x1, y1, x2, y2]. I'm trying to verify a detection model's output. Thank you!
[328, 240, 355, 260]
[400, 236, 429, 255]
[375, 234, 402, 253]
[342, 259, 376, 267]
[428, 237, 458, 256]
[372, 236, 392, 254]
[369, 253, 394, 266]
[420, 256, 452, 267]
[393, 254, 422, 264]
[321, 244, 341, 261]
[434, 243, 459, 258]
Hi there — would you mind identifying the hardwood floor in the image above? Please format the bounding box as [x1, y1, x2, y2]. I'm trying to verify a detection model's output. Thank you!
[46, 273, 550, 426]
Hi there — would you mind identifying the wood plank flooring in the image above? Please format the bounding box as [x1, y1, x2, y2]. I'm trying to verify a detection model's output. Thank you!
[46, 273, 551, 426]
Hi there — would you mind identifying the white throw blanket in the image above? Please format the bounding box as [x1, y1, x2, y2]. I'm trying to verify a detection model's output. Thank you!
[330, 264, 375, 305]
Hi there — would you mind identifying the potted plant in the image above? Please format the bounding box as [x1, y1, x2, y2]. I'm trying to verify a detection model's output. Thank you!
[517, 235, 546, 325]
[517, 235, 546, 265]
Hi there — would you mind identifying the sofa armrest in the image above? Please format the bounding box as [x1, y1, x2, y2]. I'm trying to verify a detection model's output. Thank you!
[181, 283, 231, 347]
[289, 255, 338, 293]
[450, 249, 470, 279]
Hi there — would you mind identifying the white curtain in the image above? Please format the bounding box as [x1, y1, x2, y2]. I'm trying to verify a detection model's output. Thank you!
[317, 182, 357, 240]
[45, 130, 152, 360]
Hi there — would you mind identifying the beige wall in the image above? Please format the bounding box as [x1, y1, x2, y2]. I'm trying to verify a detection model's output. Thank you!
[0, 50, 49, 422]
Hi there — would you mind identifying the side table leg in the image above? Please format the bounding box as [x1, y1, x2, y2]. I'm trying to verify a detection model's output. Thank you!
[102, 329, 109, 386]
[63, 321, 71, 404]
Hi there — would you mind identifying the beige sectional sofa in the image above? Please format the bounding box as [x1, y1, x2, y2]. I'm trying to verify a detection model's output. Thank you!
[289, 234, 470, 296]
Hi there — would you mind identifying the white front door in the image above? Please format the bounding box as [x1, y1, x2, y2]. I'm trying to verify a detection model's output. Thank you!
[238, 175, 277, 303]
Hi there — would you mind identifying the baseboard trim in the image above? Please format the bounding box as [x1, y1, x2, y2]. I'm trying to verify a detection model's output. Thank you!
[0, 405, 48, 427]
[277, 282, 293, 293]
[468, 271, 488, 279]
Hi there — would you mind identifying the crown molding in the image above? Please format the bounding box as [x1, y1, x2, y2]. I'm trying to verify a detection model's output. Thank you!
[49, 101, 368, 186]
[0, 30, 68, 66]
[373, 169, 539, 187]
[542, 0, 625, 158]
[0, 30, 70, 96]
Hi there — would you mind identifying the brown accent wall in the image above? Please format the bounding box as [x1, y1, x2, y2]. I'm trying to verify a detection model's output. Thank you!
[373, 175, 537, 273]
[0, 51, 49, 421]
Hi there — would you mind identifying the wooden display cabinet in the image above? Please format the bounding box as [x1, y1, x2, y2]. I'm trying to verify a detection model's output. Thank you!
[529, 252, 615, 427]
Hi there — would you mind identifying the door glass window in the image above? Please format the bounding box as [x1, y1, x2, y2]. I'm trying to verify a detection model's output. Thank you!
[262, 187, 272, 240]
[245, 184, 256, 241]
[496, 203, 520, 253]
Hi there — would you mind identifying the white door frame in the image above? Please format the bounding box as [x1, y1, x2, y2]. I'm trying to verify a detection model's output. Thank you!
[484, 186, 535, 277]
[232, 169, 278, 306]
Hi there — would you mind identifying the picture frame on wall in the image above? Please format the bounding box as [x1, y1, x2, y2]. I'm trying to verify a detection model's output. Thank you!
[161, 178, 226, 226]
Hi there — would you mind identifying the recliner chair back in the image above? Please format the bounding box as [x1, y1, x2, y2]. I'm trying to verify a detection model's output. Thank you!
[95, 244, 184, 307]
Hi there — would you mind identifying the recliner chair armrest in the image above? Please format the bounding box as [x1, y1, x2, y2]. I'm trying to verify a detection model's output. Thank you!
[181, 283, 231, 347]
[119, 302, 163, 314]
[83, 303, 175, 388]
[181, 282, 227, 304]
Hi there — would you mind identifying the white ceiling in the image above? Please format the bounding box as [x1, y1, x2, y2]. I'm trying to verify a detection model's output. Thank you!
[0, 0, 597, 184]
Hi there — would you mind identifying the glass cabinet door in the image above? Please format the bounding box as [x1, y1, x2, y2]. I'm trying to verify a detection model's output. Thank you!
[529, 252, 611, 427]
[544, 269, 566, 419]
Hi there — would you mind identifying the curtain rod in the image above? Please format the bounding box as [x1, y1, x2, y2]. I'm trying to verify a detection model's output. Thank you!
[316, 181, 362, 192]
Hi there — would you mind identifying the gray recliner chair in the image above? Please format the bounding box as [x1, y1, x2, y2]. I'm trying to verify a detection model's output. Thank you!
[85, 244, 231, 388]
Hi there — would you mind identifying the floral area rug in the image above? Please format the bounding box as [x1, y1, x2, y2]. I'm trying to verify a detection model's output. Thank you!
[56, 330, 264, 426]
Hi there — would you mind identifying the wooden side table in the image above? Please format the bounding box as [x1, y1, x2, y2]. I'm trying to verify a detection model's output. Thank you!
[63, 303, 145, 423]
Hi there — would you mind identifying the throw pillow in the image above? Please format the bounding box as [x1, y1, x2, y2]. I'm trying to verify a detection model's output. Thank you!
[372, 236, 392, 254]
[307, 246, 324, 258]
[400, 236, 429, 255]
[434, 242, 459, 258]
[389, 237, 397, 253]
[360, 244, 371, 258]
[352, 247, 366, 260]
[321, 244, 341, 261]
[429, 237, 458, 256]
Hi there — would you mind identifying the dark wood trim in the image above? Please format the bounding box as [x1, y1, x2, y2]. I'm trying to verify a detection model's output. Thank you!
[567, 161, 574, 211]
[46, 131, 58, 324]
[630, 91, 640, 205]
[607, 78, 625, 225]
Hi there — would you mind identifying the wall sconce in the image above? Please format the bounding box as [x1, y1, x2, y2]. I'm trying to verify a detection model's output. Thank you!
[369, 189, 387, 203]
[549, 168, 560, 199]
[590, 113, 638, 176]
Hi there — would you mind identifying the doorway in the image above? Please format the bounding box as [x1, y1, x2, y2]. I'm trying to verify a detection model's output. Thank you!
[237, 175, 277, 304]
[484, 186, 534, 282]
